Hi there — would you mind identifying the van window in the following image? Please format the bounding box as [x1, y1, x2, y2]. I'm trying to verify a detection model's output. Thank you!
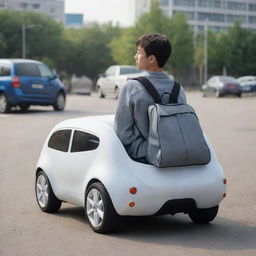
[0, 63, 11, 76]
[15, 63, 40, 77]
[71, 130, 99, 153]
[48, 130, 71, 152]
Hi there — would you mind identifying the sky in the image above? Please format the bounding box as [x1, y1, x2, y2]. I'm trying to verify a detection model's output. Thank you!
[65, 0, 133, 27]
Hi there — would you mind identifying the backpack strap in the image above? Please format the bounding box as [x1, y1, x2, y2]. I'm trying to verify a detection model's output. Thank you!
[169, 81, 181, 103]
[132, 77, 161, 103]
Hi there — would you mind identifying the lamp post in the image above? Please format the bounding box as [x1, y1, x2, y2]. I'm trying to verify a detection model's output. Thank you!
[22, 23, 37, 59]
[204, 21, 208, 83]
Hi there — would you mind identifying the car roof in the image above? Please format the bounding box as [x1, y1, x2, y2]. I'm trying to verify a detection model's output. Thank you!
[238, 76, 256, 80]
[0, 58, 42, 64]
[54, 115, 115, 136]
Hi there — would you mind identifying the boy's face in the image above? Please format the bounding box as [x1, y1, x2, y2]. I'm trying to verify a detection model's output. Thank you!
[134, 46, 152, 70]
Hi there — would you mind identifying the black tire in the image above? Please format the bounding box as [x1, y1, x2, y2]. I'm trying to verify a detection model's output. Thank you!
[237, 93, 242, 98]
[19, 105, 30, 111]
[0, 93, 11, 113]
[53, 92, 65, 111]
[85, 182, 119, 233]
[97, 86, 105, 98]
[35, 170, 62, 213]
[114, 86, 120, 99]
[216, 90, 222, 98]
[189, 205, 219, 224]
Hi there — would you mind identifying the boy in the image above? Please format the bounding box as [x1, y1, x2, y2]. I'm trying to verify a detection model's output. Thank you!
[114, 33, 186, 162]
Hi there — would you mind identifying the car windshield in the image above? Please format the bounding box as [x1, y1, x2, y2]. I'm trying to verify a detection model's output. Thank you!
[120, 67, 142, 75]
[219, 76, 237, 83]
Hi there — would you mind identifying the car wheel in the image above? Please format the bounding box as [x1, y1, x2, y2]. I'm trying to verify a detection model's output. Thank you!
[237, 93, 242, 98]
[53, 92, 65, 111]
[19, 105, 30, 111]
[114, 87, 120, 99]
[97, 86, 105, 98]
[35, 170, 62, 213]
[0, 93, 11, 113]
[85, 182, 118, 233]
[202, 91, 207, 97]
[189, 205, 219, 224]
[215, 90, 222, 98]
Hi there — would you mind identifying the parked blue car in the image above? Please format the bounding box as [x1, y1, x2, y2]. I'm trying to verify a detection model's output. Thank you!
[0, 59, 66, 113]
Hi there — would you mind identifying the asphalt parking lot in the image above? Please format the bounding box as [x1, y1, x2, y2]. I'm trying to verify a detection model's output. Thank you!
[0, 92, 255, 256]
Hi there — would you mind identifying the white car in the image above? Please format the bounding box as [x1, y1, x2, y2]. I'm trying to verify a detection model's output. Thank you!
[96, 65, 145, 99]
[237, 76, 256, 93]
[35, 115, 227, 233]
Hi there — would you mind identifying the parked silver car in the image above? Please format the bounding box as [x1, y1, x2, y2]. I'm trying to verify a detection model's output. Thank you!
[237, 76, 256, 94]
[202, 76, 242, 97]
[96, 65, 144, 99]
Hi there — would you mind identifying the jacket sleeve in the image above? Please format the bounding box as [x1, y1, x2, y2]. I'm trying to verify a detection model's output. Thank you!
[114, 81, 147, 159]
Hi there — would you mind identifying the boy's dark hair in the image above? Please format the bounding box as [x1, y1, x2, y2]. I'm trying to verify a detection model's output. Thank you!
[136, 33, 172, 68]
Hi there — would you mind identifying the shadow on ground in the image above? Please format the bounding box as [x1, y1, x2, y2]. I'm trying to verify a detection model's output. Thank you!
[56, 205, 256, 251]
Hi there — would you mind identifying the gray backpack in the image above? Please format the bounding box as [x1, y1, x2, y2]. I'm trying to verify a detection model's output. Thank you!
[133, 77, 211, 168]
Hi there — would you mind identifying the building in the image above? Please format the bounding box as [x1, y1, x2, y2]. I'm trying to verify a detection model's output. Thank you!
[131, 0, 256, 32]
[65, 13, 84, 28]
[0, 0, 65, 24]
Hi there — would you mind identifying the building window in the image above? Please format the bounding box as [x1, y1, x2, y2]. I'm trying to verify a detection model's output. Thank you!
[20, 3, 28, 9]
[174, 11, 194, 20]
[174, 0, 195, 7]
[198, 0, 221, 8]
[249, 4, 256, 11]
[159, 0, 169, 7]
[198, 12, 225, 22]
[227, 15, 246, 23]
[227, 1, 246, 10]
[249, 16, 256, 24]
[33, 4, 40, 9]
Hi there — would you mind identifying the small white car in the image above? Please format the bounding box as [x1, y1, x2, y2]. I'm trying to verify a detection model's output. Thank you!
[35, 115, 227, 233]
[96, 65, 144, 99]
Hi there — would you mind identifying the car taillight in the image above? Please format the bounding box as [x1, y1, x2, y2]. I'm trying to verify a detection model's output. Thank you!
[12, 76, 20, 88]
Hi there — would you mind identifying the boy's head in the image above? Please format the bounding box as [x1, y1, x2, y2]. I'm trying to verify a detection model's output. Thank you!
[135, 33, 172, 69]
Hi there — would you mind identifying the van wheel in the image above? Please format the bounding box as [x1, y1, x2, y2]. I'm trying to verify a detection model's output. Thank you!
[35, 170, 62, 212]
[97, 86, 105, 98]
[0, 93, 11, 113]
[85, 182, 118, 233]
[53, 92, 65, 111]
[189, 205, 219, 224]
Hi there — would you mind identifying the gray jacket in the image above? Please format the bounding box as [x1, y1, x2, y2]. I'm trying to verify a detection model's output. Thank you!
[114, 71, 187, 159]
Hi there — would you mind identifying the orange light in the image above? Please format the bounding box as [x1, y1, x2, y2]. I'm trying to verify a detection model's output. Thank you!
[129, 187, 137, 194]
[129, 201, 135, 207]
[223, 193, 227, 198]
[223, 178, 227, 185]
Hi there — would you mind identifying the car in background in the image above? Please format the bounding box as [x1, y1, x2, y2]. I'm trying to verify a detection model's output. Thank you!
[237, 76, 256, 94]
[0, 59, 66, 113]
[70, 75, 93, 95]
[202, 76, 242, 98]
[96, 65, 145, 99]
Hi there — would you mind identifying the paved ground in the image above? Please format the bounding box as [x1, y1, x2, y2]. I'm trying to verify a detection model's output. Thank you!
[0, 92, 256, 256]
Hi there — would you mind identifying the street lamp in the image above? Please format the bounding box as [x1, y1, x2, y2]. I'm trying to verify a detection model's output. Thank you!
[22, 23, 38, 59]
[204, 21, 208, 83]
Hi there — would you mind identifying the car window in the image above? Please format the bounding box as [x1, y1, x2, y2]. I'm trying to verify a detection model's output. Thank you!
[71, 130, 100, 153]
[37, 63, 53, 78]
[105, 66, 116, 76]
[15, 63, 40, 77]
[119, 67, 141, 75]
[48, 130, 72, 152]
[0, 63, 11, 76]
[219, 76, 237, 83]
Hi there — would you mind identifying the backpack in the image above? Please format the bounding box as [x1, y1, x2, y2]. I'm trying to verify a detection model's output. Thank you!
[132, 77, 211, 168]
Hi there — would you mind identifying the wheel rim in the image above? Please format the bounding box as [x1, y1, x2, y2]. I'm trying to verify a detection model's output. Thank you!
[86, 189, 104, 228]
[36, 175, 49, 208]
[0, 94, 7, 112]
[57, 94, 65, 109]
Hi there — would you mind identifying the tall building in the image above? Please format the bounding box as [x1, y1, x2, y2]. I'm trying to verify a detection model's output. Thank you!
[131, 0, 256, 32]
[0, 0, 64, 24]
